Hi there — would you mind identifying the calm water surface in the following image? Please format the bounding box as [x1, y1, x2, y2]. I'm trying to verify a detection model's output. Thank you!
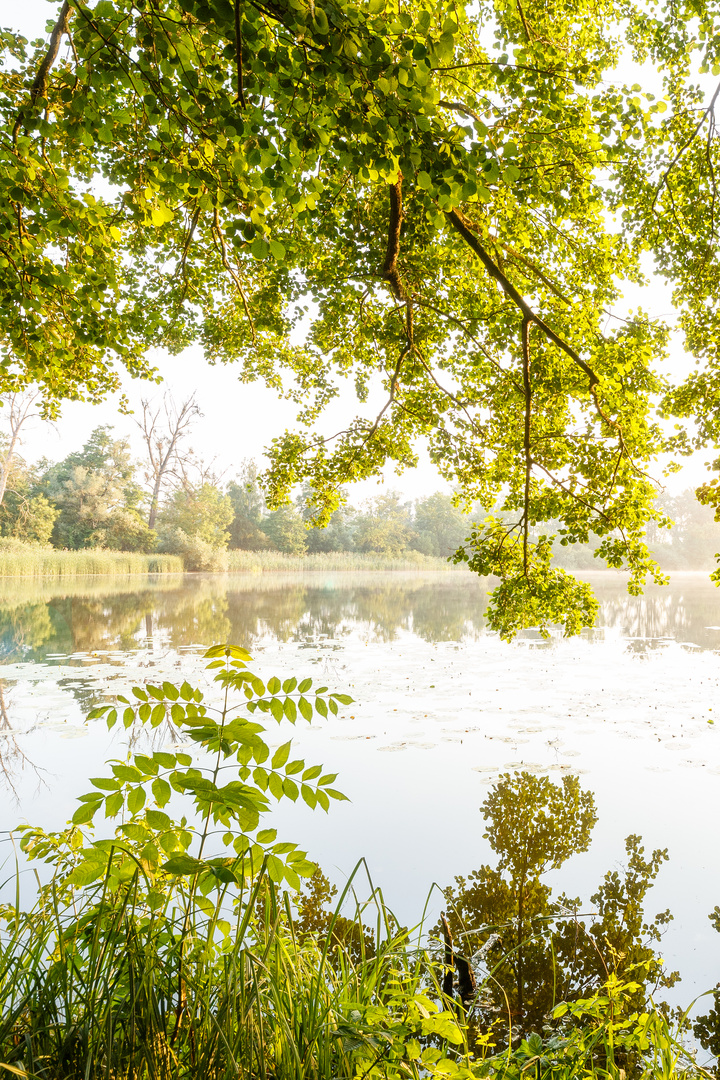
[0, 569, 718, 1009]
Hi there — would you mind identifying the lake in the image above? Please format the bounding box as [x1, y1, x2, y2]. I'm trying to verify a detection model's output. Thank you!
[0, 569, 718, 1016]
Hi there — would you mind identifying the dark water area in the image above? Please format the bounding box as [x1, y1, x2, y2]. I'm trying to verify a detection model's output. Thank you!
[0, 569, 718, 1042]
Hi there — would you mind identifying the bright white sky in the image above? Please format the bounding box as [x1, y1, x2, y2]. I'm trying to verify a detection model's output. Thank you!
[3, 0, 714, 502]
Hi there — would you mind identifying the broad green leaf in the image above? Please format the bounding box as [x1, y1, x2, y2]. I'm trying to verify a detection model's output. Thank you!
[270, 698, 284, 722]
[162, 854, 203, 874]
[301, 784, 317, 809]
[283, 698, 297, 723]
[299, 696, 313, 722]
[90, 777, 120, 791]
[283, 777, 299, 801]
[127, 786, 146, 815]
[271, 740, 291, 768]
[152, 777, 172, 807]
[72, 801, 99, 825]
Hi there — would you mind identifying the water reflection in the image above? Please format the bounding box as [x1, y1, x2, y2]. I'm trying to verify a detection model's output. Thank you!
[0, 680, 45, 797]
[438, 771, 679, 1048]
[298, 771, 718, 1054]
[0, 571, 718, 663]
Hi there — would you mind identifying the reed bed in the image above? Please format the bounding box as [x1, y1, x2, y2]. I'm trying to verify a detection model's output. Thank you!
[227, 550, 460, 572]
[0, 541, 182, 578]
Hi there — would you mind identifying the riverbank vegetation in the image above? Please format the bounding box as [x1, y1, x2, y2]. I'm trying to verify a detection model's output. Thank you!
[1, 424, 717, 577]
[2, 644, 717, 1078]
[0, 540, 182, 578]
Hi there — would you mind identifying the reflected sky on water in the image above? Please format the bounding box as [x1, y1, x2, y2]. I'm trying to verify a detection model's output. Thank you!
[0, 569, 718, 1012]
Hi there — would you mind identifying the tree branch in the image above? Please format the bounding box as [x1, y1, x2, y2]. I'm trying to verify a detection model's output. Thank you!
[446, 208, 599, 390]
[13, 1, 72, 141]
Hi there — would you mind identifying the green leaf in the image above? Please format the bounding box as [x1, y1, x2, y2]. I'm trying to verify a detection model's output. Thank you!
[150, 703, 166, 727]
[162, 854, 203, 875]
[301, 784, 317, 809]
[269, 239, 286, 260]
[152, 777, 172, 807]
[112, 764, 142, 782]
[272, 740, 292, 768]
[146, 809, 171, 830]
[266, 854, 284, 882]
[299, 696, 313, 721]
[268, 772, 284, 800]
[72, 801, 99, 825]
[270, 697, 284, 722]
[105, 791, 124, 817]
[326, 788, 349, 802]
[127, 786, 146, 815]
[283, 777, 299, 801]
[298, 678, 312, 693]
[257, 828, 277, 843]
[283, 697, 297, 723]
[90, 777, 120, 791]
[315, 697, 328, 718]
[302, 764, 322, 781]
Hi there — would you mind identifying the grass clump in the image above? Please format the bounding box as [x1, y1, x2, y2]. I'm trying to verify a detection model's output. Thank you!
[0, 645, 712, 1080]
[0, 539, 182, 577]
[227, 550, 460, 572]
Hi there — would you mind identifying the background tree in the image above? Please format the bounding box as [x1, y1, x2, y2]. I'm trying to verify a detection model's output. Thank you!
[354, 494, 413, 556]
[0, 389, 44, 507]
[262, 505, 308, 556]
[38, 427, 153, 550]
[227, 460, 273, 550]
[411, 493, 470, 558]
[135, 394, 201, 530]
[298, 484, 356, 553]
[0, 453, 58, 544]
[157, 482, 234, 570]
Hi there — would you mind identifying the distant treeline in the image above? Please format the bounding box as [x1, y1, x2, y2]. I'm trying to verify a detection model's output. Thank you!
[1, 426, 717, 572]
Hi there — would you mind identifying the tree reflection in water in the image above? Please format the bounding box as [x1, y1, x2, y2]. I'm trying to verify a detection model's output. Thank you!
[0, 680, 45, 799]
[439, 771, 679, 1047]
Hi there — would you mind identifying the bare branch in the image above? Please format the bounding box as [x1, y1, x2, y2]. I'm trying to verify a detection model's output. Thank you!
[135, 394, 201, 529]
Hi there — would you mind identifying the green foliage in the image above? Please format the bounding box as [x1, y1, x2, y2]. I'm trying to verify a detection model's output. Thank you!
[483, 771, 597, 881]
[262, 505, 308, 555]
[354, 493, 414, 556]
[158, 483, 233, 549]
[39, 426, 150, 550]
[8, 0, 720, 632]
[412, 493, 470, 558]
[228, 461, 275, 550]
[20, 643, 352, 894]
[454, 523, 600, 639]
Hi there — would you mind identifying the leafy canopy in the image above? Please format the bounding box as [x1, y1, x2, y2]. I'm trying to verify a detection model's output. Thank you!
[4, 0, 720, 633]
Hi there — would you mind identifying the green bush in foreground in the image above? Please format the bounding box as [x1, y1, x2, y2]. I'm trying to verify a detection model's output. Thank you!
[0, 647, 712, 1079]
